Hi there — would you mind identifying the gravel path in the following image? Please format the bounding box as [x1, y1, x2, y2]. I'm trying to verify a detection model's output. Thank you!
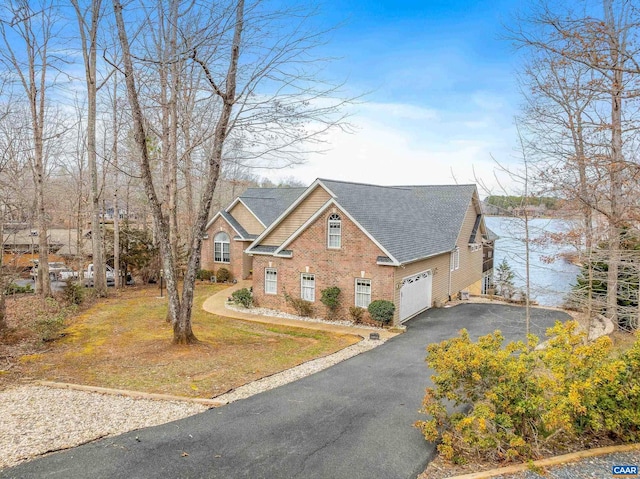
[493, 450, 640, 479]
[0, 386, 208, 470]
[0, 338, 387, 471]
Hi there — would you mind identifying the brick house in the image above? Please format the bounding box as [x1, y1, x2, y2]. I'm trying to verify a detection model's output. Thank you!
[240, 179, 493, 325]
[200, 187, 305, 280]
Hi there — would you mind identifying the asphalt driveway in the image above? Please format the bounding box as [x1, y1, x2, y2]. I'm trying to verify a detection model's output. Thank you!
[1, 303, 569, 479]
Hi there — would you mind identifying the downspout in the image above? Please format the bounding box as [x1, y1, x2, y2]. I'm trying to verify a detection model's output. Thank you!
[448, 252, 452, 302]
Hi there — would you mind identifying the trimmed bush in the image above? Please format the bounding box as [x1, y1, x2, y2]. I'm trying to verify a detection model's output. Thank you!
[368, 300, 395, 324]
[196, 269, 215, 281]
[320, 286, 341, 319]
[231, 288, 253, 308]
[215, 267, 232, 283]
[349, 306, 365, 324]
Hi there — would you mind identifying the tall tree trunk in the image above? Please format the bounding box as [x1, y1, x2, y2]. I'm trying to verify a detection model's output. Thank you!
[605, 0, 625, 327]
[72, 0, 106, 296]
[112, 79, 121, 289]
[0, 210, 7, 333]
[113, 0, 185, 340]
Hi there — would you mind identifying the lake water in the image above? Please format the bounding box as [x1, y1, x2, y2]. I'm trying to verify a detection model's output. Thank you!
[485, 216, 581, 307]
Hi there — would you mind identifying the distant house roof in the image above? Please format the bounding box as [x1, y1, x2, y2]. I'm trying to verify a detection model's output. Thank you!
[318, 179, 478, 264]
[237, 187, 306, 226]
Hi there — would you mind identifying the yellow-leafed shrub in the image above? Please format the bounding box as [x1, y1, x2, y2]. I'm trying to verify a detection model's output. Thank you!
[415, 321, 640, 463]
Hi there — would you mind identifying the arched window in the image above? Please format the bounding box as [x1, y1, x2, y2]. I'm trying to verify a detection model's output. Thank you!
[214, 232, 230, 263]
[328, 213, 341, 248]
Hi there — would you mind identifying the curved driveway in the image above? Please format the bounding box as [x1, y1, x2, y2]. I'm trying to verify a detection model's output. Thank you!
[2, 303, 569, 479]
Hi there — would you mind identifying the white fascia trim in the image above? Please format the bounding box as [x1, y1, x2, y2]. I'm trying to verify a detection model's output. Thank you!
[204, 211, 222, 231]
[227, 198, 266, 229]
[275, 199, 401, 266]
[246, 179, 329, 254]
[204, 211, 244, 239]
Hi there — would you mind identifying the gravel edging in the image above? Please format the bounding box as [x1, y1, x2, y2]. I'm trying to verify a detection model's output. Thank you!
[0, 385, 209, 470]
[224, 303, 384, 330]
[1, 335, 388, 471]
[215, 337, 385, 403]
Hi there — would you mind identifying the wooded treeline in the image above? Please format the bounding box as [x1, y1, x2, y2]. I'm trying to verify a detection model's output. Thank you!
[0, 0, 346, 342]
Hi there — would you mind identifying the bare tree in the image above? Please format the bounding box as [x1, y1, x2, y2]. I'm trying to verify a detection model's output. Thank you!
[0, 0, 67, 297]
[511, 0, 640, 329]
[113, 0, 348, 343]
[71, 0, 109, 295]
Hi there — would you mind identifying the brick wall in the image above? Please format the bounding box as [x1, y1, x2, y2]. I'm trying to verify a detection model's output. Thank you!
[252, 206, 395, 320]
[201, 216, 247, 281]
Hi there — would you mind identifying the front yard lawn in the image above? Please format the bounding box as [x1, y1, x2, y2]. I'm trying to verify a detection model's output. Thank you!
[16, 283, 359, 398]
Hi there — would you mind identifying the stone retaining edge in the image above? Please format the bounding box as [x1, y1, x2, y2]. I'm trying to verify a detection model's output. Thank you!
[34, 380, 223, 407]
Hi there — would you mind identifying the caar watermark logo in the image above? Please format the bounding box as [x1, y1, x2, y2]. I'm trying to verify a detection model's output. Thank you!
[613, 465, 638, 476]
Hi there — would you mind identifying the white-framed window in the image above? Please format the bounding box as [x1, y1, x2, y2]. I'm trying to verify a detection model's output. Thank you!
[450, 247, 460, 271]
[214, 232, 230, 263]
[265, 268, 277, 294]
[355, 278, 371, 308]
[470, 243, 482, 252]
[328, 213, 341, 249]
[301, 273, 315, 302]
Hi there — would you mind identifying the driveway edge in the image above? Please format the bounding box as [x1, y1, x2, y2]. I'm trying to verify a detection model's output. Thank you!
[445, 443, 640, 479]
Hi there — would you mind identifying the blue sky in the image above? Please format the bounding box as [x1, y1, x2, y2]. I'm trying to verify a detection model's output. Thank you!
[268, 0, 527, 194]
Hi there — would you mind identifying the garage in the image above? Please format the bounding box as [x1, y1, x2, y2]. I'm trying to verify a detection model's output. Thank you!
[399, 270, 432, 322]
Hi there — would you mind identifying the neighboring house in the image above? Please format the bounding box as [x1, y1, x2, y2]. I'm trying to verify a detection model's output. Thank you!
[239, 178, 494, 325]
[2, 226, 91, 269]
[201, 187, 306, 280]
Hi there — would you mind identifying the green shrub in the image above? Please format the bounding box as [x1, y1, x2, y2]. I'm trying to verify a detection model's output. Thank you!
[215, 267, 232, 283]
[197, 269, 215, 281]
[414, 321, 640, 463]
[349, 306, 365, 324]
[231, 288, 253, 308]
[5, 283, 33, 295]
[34, 312, 66, 342]
[320, 286, 341, 319]
[368, 300, 395, 324]
[62, 281, 84, 305]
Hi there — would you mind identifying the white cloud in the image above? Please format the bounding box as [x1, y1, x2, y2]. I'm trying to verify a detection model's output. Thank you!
[265, 97, 524, 194]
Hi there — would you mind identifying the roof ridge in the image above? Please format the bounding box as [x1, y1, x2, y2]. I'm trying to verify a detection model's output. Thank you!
[318, 178, 412, 190]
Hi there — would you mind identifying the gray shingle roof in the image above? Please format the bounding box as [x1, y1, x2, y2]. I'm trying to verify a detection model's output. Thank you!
[239, 187, 306, 226]
[319, 179, 477, 264]
[220, 211, 250, 239]
[485, 227, 499, 242]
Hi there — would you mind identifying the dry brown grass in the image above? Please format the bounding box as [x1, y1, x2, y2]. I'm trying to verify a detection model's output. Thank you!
[5, 283, 359, 398]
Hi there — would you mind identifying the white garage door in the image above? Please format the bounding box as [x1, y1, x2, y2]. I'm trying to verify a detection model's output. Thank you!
[399, 270, 433, 322]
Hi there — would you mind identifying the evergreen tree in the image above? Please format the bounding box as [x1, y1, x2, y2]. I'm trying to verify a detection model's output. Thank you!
[494, 259, 515, 299]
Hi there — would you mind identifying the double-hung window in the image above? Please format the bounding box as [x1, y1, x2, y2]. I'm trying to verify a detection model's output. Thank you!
[328, 214, 341, 249]
[450, 247, 460, 271]
[265, 268, 277, 294]
[214, 232, 230, 263]
[355, 278, 371, 308]
[301, 273, 315, 302]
